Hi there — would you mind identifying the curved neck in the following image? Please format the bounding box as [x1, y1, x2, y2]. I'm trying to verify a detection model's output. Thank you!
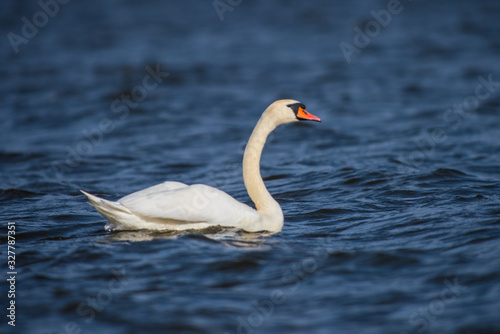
[242, 112, 283, 221]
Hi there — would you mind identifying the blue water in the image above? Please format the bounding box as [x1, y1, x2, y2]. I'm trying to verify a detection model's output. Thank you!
[2, 0, 500, 333]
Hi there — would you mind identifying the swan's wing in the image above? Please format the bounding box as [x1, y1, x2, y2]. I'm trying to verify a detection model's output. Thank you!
[118, 183, 259, 225]
[119, 181, 187, 202]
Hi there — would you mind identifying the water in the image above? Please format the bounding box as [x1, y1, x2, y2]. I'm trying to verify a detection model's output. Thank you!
[2, 0, 500, 333]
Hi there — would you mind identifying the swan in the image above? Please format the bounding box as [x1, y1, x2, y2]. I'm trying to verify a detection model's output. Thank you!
[81, 99, 321, 233]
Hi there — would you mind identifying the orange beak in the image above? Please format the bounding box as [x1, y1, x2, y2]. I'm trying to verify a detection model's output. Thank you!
[296, 107, 321, 122]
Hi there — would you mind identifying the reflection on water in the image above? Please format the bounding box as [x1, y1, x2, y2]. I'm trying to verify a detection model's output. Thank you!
[105, 226, 274, 247]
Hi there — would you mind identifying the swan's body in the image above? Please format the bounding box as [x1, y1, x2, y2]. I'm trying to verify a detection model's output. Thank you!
[82, 100, 320, 233]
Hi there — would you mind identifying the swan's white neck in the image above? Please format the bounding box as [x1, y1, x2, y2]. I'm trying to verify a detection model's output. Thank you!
[242, 109, 284, 229]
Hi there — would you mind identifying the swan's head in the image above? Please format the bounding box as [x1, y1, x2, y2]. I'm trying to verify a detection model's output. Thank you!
[266, 99, 321, 125]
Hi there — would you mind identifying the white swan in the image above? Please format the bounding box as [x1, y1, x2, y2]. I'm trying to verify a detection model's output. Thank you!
[81, 99, 321, 233]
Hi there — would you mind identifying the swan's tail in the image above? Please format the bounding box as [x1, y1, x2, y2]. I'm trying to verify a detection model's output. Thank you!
[80, 190, 133, 230]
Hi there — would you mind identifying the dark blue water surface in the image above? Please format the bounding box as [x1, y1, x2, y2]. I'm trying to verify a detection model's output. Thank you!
[2, 0, 500, 333]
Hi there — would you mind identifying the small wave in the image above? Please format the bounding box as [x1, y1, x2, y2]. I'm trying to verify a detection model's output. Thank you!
[0, 188, 40, 200]
[417, 168, 469, 181]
